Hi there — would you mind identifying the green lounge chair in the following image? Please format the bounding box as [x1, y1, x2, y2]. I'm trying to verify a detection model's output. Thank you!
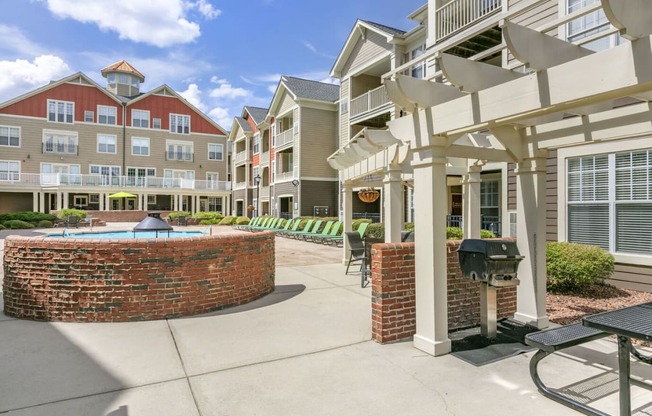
[289, 220, 323, 240]
[273, 219, 294, 234]
[302, 221, 334, 242]
[315, 221, 342, 245]
[254, 217, 280, 231]
[236, 216, 259, 231]
[248, 217, 272, 231]
[326, 221, 370, 246]
[283, 219, 315, 239]
[279, 219, 302, 237]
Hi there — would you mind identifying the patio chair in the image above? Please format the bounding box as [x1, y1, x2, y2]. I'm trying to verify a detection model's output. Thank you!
[288, 220, 322, 240]
[273, 219, 294, 234]
[278, 218, 302, 237]
[238, 216, 261, 231]
[401, 231, 414, 242]
[283, 219, 314, 238]
[247, 217, 271, 231]
[325, 221, 370, 246]
[79, 215, 93, 227]
[66, 215, 80, 228]
[302, 221, 334, 242]
[344, 231, 370, 287]
[177, 215, 188, 226]
[314, 221, 342, 245]
[251, 217, 279, 232]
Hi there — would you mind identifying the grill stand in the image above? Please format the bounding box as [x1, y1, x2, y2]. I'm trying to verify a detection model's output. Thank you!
[480, 283, 497, 338]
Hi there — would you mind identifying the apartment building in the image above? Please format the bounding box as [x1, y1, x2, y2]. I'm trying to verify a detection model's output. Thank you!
[0, 60, 231, 214]
[230, 76, 339, 219]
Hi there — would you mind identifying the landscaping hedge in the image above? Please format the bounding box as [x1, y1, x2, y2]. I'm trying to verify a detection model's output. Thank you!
[546, 242, 615, 293]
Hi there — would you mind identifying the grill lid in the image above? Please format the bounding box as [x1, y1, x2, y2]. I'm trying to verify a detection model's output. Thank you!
[133, 212, 173, 231]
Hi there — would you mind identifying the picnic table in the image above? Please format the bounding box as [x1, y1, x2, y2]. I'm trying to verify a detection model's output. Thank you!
[583, 302, 652, 415]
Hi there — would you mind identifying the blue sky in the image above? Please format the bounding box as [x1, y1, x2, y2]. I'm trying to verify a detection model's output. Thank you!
[0, 0, 425, 129]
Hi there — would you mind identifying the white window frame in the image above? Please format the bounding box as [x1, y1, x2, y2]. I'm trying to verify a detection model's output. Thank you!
[170, 113, 190, 134]
[131, 137, 150, 156]
[208, 143, 223, 161]
[43, 130, 78, 154]
[89, 194, 100, 203]
[97, 105, 117, 125]
[47, 99, 74, 124]
[73, 195, 87, 207]
[0, 126, 20, 147]
[97, 134, 117, 154]
[410, 44, 426, 79]
[147, 194, 157, 204]
[166, 140, 193, 161]
[271, 123, 276, 147]
[253, 133, 260, 155]
[0, 160, 20, 181]
[565, 0, 621, 51]
[131, 109, 150, 128]
[84, 111, 94, 123]
[153, 118, 162, 129]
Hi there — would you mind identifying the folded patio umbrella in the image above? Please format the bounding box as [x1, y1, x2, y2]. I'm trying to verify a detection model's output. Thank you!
[108, 191, 137, 198]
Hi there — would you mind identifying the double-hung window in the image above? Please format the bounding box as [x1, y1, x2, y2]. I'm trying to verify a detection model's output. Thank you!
[97, 134, 117, 154]
[98, 105, 117, 125]
[253, 134, 260, 154]
[410, 44, 426, 79]
[131, 137, 150, 156]
[0, 160, 19, 181]
[166, 140, 193, 161]
[48, 100, 74, 123]
[567, 0, 620, 51]
[132, 109, 149, 128]
[43, 131, 77, 154]
[208, 143, 223, 161]
[170, 114, 190, 134]
[0, 126, 20, 147]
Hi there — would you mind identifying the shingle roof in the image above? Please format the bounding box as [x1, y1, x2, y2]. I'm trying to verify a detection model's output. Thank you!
[101, 60, 145, 82]
[281, 76, 340, 103]
[361, 20, 407, 37]
[234, 116, 252, 132]
[244, 106, 268, 125]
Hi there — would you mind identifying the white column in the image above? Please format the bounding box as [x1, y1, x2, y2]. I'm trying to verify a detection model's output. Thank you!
[56, 193, 63, 211]
[412, 143, 451, 356]
[39, 192, 46, 213]
[224, 195, 230, 215]
[33, 192, 39, 212]
[462, 164, 482, 239]
[342, 182, 353, 264]
[383, 167, 403, 243]
[514, 156, 549, 329]
[138, 194, 143, 211]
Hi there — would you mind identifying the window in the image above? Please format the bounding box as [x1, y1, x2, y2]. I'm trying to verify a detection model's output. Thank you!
[0, 126, 20, 147]
[43, 131, 77, 154]
[97, 134, 117, 154]
[41, 163, 81, 185]
[166, 140, 193, 161]
[170, 114, 190, 134]
[147, 194, 156, 204]
[481, 180, 501, 236]
[132, 109, 149, 128]
[567, 0, 621, 51]
[48, 100, 74, 123]
[271, 123, 276, 146]
[153, 118, 161, 129]
[410, 44, 426, 79]
[208, 197, 223, 213]
[131, 137, 150, 156]
[0, 160, 19, 180]
[340, 99, 349, 114]
[127, 167, 155, 186]
[271, 160, 276, 182]
[73, 195, 87, 208]
[90, 165, 121, 185]
[84, 111, 94, 123]
[206, 172, 220, 187]
[89, 194, 100, 203]
[208, 143, 223, 161]
[253, 134, 260, 154]
[98, 105, 117, 125]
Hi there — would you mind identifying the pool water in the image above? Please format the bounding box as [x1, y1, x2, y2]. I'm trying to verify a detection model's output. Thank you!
[50, 230, 206, 239]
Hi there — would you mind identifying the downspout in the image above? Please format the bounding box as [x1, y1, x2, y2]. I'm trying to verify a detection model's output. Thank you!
[122, 102, 127, 173]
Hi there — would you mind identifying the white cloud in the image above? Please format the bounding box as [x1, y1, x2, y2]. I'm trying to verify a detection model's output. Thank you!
[208, 79, 251, 100]
[178, 83, 206, 112]
[208, 106, 232, 128]
[0, 55, 70, 102]
[45, 0, 222, 47]
[0, 25, 47, 56]
[184, 0, 221, 19]
[303, 42, 318, 54]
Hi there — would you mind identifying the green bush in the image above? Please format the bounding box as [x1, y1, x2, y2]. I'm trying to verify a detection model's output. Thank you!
[218, 216, 236, 225]
[0, 223, 5, 230]
[37, 220, 53, 228]
[0, 211, 56, 224]
[57, 208, 86, 220]
[167, 211, 191, 220]
[234, 216, 250, 226]
[3, 220, 35, 229]
[192, 212, 223, 221]
[447, 227, 463, 239]
[547, 242, 615, 293]
[352, 218, 372, 230]
[404, 222, 414, 232]
[480, 230, 496, 238]
[366, 223, 385, 240]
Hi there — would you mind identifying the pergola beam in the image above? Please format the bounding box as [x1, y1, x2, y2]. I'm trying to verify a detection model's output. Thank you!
[601, 0, 652, 41]
[437, 53, 525, 93]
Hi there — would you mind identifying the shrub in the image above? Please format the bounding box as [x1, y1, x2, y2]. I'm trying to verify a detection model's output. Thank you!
[193, 212, 223, 221]
[0, 211, 56, 224]
[234, 216, 250, 226]
[218, 216, 236, 225]
[547, 242, 615, 293]
[37, 220, 53, 228]
[3, 220, 35, 229]
[404, 222, 414, 232]
[366, 223, 385, 240]
[480, 230, 496, 238]
[57, 208, 86, 220]
[0, 223, 5, 230]
[352, 218, 372, 230]
[447, 227, 463, 239]
[167, 211, 191, 220]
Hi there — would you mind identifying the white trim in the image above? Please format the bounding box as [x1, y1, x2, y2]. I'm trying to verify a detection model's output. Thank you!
[207, 143, 224, 161]
[130, 137, 150, 156]
[131, 109, 150, 128]
[47, 99, 75, 124]
[0, 125, 21, 148]
[97, 133, 118, 154]
[97, 105, 118, 126]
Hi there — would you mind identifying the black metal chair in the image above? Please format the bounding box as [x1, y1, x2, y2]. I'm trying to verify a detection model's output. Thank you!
[177, 215, 188, 226]
[344, 231, 370, 287]
[401, 231, 414, 242]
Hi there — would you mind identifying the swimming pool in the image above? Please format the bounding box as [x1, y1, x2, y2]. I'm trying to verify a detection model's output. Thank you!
[50, 230, 206, 239]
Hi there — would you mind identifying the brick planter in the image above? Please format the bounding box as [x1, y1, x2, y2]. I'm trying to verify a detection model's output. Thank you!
[370, 240, 517, 344]
[3, 231, 275, 322]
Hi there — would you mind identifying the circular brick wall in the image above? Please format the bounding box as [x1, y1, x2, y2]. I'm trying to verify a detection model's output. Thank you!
[2, 231, 275, 322]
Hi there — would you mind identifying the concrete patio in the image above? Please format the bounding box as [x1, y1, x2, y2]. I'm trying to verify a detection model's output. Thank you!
[1, 225, 652, 415]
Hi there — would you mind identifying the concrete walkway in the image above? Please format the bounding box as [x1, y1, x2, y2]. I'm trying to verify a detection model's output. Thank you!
[1, 225, 652, 415]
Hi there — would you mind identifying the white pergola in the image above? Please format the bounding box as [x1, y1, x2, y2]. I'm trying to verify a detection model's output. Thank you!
[329, 0, 652, 356]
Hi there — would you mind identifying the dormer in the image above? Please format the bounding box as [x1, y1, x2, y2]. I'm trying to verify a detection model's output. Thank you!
[101, 60, 145, 97]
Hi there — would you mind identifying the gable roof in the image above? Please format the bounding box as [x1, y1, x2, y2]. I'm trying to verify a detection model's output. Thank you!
[243, 106, 268, 125]
[235, 116, 252, 133]
[281, 76, 340, 103]
[101, 60, 145, 82]
[361, 20, 407, 37]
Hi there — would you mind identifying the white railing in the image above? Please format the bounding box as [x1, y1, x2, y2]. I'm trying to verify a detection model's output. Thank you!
[234, 181, 247, 190]
[0, 173, 231, 192]
[350, 85, 391, 118]
[234, 150, 248, 164]
[259, 151, 270, 165]
[275, 167, 298, 182]
[435, 0, 501, 40]
[275, 129, 295, 149]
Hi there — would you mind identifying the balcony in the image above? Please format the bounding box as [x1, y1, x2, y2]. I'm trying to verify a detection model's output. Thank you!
[275, 129, 295, 151]
[234, 150, 248, 165]
[275, 166, 299, 183]
[435, 0, 502, 40]
[234, 181, 247, 190]
[259, 150, 270, 166]
[165, 151, 194, 162]
[259, 186, 270, 199]
[43, 142, 78, 155]
[350, 85, 392, 122]
[0, 173, 231, 192]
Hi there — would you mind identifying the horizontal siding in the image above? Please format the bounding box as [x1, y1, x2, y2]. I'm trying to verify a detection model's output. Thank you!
[507, 163, 516, 210]
[300, 107, 338, 178]
[506, 0, 559, 67]
[546, 150, 558, 242]
[278, 92, 296, 115]
[299, 180, 338, 217]
[340, 79, 350, 147]
[341, 30, 392, 76]
[611, 263, 652, 292]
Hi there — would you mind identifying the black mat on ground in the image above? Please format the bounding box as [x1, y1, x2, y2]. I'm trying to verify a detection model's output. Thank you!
[450, 318, 538, 366]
